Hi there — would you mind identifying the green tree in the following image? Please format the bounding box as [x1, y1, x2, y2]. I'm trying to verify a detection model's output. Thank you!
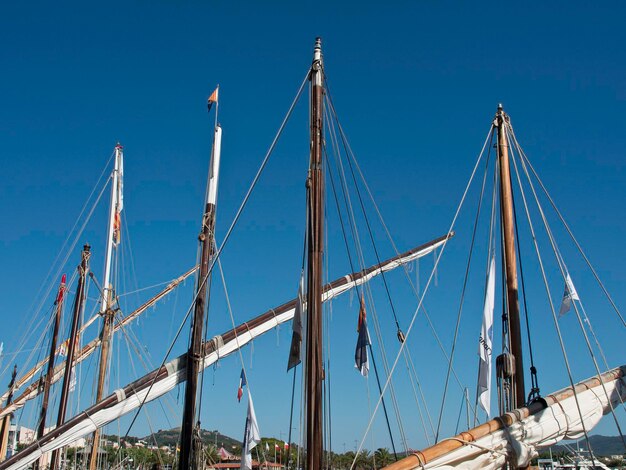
[375, 448, 393, 467]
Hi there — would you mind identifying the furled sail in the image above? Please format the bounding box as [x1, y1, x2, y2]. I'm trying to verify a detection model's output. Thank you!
[383, 366, 626, 470]
[0, 267, 197, 420]
[0, 233, 452, 470]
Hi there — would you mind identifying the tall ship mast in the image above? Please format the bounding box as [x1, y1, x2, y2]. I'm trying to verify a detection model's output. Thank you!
[89, 143, 124, 470]
[50, 245, 91, 470]
[305, 37, 325, 470]
[494, 105, 525, 412]
[179, 90, 222, 470]
[33, 275, 66, 470]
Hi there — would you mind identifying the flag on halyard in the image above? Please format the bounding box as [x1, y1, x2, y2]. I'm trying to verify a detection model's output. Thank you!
[237, 368, 247, 402]
[354, 295, 370, 377]
[287, 272, 305, 370]
[207, 86, 219, 112]
[240, 392, 261, 470]
[477, 256, 496, 417]
[559, 273, 580, 317]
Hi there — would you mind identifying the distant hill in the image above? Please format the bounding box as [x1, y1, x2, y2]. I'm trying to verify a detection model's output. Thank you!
[547, 435, 625, 457]
[140, 428, 241, 449]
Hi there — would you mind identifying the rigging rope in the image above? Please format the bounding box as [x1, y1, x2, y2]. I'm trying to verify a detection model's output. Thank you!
[500, 124, 597, 464]
[324, 84, 478, 421]
[511, 131, 626, 329]
[8, 151, 115, 379]
[434, 127, 494, 443]
[323, 98, 410, 453]
[324, 139, 400, 458]
[507, 125, 626, 451]
[350, 124, 494, 470]
[111, 67, 311, 461]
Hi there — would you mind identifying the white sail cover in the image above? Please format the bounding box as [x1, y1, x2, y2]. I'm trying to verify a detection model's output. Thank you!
[0, 236, 449, 470]
[383, 366, 626, 470]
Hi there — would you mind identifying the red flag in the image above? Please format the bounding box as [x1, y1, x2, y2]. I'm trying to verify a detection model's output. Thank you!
[56, 274, 67, 304]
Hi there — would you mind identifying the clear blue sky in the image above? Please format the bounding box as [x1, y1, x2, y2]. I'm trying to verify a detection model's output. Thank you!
[1, 0, 625, 454]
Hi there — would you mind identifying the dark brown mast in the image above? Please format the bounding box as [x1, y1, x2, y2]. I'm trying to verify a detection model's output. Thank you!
[88, 294, 114, 470]
[33, 275, 67, 470]
[495, 104, 525, 409]
[179, 121, 222, 470]
[305, 37, 324, 470]
[0, 366, 17, 462]
[50, 244, 91, 470]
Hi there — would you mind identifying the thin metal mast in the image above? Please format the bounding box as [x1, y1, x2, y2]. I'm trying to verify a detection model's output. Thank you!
[50, 244, 91, 470]
[305, 37, 324, 470]
[33, 275, 67, 470]
[179, 116, 222, 470]
[89, 144, 123, 470]
[495, 104, 525, 409]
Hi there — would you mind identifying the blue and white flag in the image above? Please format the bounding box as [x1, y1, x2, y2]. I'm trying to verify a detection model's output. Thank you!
[477, 256, 496, 417]
[355, 295, 370, 377]
[240, 392, 261, 470]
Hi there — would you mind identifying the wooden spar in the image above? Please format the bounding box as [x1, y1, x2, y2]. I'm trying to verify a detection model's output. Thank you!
[89, 143, 123, 470]
[179, 123, 222, 470]
[0, 366, 17, 462]
[0, 234, 451, 470]
[382, 366, 626, 470]
[33, 276, 67, 470]
[495, 105, 525, 409]
[88, 293, 113, 470]
[306, 37, 324, 470]
[0, 266, 197, 416]
[50, 245, 91, 470]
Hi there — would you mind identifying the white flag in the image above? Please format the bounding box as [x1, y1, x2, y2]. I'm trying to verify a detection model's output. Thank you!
[69, 366, 76, 392]
[559, 273, 579, 317]
[240, 392, 261, 470]
[477, 256, 496, 417]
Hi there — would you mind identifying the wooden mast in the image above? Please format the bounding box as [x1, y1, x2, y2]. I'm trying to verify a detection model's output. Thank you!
[50, 244, 91, 470]
[179, 117, 222, 470]
[305, 37, 324, 470]
[33, 275, 67, 470]
[0, 366, 17, 462]
[89, 143, 123, 470]
[495, 104, 525, 409]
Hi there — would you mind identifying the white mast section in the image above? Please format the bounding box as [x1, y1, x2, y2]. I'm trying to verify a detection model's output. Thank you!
[207, 125, 222, 206]
[101, 143, 123, 313]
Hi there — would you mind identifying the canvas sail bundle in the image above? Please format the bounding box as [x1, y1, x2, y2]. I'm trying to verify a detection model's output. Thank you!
[0, 234, 451, 470]
[384, 366, 626, 470]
